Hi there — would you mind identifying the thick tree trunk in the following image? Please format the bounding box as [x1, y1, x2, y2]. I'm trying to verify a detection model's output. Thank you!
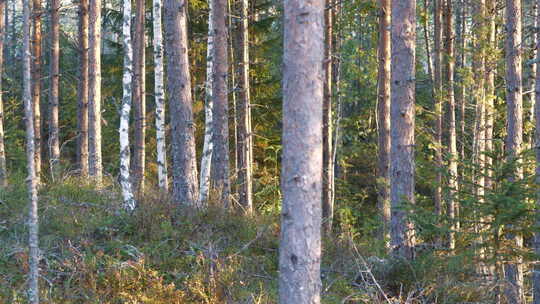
[390, 0, 416, 260]
[164, 0, 199, 206]
[0, 0, 6, 187]
[23, 0, 39, 301]
[237, 0, 253, 214]
[278, 0, 324, 299]
[132, 0, 145, 193]
[153, 0, 167, 191]
[433, 0, 443, 219]
[376, 0, 391, 247]
[211, 0, 231, 207]
[77, 0, 89, 177]
[31, 0, 41, 181]
[48, 0, 60, 177]
[88, 0, 102, 184]
[199, 0, 214, 205]
[503, 0, 524, 301]
[120, 0, 135, 210]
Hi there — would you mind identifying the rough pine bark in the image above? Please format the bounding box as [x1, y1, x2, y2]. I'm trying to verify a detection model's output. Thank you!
[120, 0, 135, 210]
[376, 0, 391, 247]
[77, 0, 89, 177]
[0, 0, 6, 187]
[390, 0, 416, 260]
[237, 0, 253, 214]
[31, 0, 42, 180]
[199, 0, 214, 205]
[278, 0, 324, 299]
[23, 0, 39, 301]
[88, 0, 102, 184]
[164, 0, 199, 206]
[211, 0, 231, 207]
[504, 0, 524, 301]
[132, 0, 146, 193]
[153, 0, 168, 191]
[48, 0, 60, 177]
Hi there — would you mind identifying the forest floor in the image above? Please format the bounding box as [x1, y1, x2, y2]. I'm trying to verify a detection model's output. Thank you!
[0, 176, 496, 303]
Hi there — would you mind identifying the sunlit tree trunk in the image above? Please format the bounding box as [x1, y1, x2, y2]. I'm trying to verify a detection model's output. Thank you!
[278, 0, 324, 299]
[503, 0, 524, 301]
[485, 0, 496, 190]
[120, 0, 135, 210]
[199, 0, 214, 205]
[77, 0, 89, 177]
[0, 0, 7, 187]
[23, 0, 39, 301]
[132, 0, 145, 193]
[211, 0, 231, 207]
[153, 0, 167, 191]
[164, 0, 199, 206]
[31, 0, 42, 181]
[376, 0, 391, 247]
[88, 0, 102, 184]
[390, 0, 416, 260]
[433, 0, 443, 219]
[48, 0, 60, 177]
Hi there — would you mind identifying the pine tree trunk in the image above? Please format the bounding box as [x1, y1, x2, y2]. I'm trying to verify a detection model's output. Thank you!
[199, 0, 214, 205]
[485, 0, 496, 190]
[533, 2, 540, 302]
[0, 0, 7, 187]
[390, 0, 416, 260]
[88, 0, 102, 184]
[433, 0, 443, 219]
[23, 0, 39, 301]
[164, 0, 199, 206]
[376, 0, 391, 247]
[236, 0, 253, 214]
[458, 0, 467, 167]
[153, 0, 167, 191]
[211, 0, 231, 207]
[48, 0, 60, 177]
[120, 0, 135, 210]
[132, 0, 145, 193]
[504, 0, 524, 300]
[278, 0, 324, 299]
[31, 0, 41, 181]
[77, 0, 89, 177]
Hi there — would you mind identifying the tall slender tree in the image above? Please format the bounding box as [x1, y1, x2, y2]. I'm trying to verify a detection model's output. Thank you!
[390, 0, 416, 260]
[433, 0, 443, 219]
[48, 0, 60, 177]
[485, 0, 496, 190]
[534, 2, 540, 303]
[31, 0, 42, 180]
[278, 0, 324, 300]
[77, 0, 89, 177]
[164, 0, 199, 206]
[211, 0, 231, 207]
[504, 0, 524, 300]
[23, 0, 39, 301]
[376, 0, 391, 246]
[88, 0, 102, 183]
[0, 0, 7, 187]
[153, 0, 167, 191]
[120, 0, 135, 210]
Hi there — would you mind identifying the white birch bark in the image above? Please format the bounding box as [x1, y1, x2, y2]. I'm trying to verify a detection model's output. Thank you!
[120, 0, 135, 210]
[153, 0, 168, 191]
[23, 0, 39, 301]
[199, 0, 214, 205]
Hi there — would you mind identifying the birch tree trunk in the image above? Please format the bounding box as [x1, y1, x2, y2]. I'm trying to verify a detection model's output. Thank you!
[164, 0, 199, 206]
[503, 0, 524, 300]
[132, 0, 145, 193]
[31, 0, 41, 181]
[77, 0, 89, 177]
[433, 0, 443, 219]
[211, 0, 231, 207]
[23, 0, 39, 301]
[48, 0, 60, 177]
[199, 0, 214, 205]
[278, 0, 324, 299]
[88, 0, 102, 184]
[120, 0, 135, 210]
[153, 0, 167, 191]
[237, 0, 253, 214]
[376, 0, 391, 247]
[0, 0, 7, 187]
[390, 0, 416, 260]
